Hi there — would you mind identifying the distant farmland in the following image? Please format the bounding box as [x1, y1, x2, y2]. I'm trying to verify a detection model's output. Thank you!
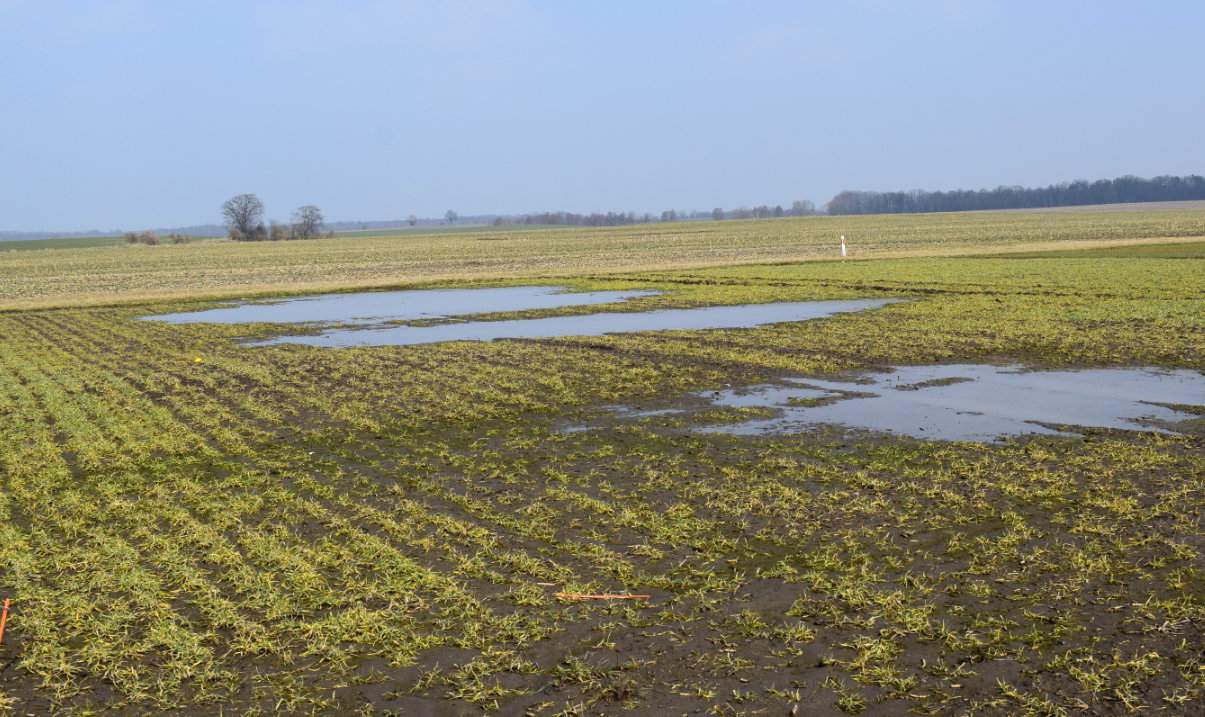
[1, 207, 1203, 310]
[0, 234, 128, 251]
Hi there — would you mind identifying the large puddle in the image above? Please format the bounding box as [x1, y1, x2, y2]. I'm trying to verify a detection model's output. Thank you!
[147, 286, 899, 347]
[148, 286, 657, 326]
[253, 298, 900, 348]
[621, 365, 1205, 442]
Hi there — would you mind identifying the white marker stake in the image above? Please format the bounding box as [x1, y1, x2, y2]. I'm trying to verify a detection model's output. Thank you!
[840, 235, 847, 258]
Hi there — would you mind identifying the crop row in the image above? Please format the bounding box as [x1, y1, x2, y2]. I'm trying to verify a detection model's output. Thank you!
[0, 250, 1201, 714]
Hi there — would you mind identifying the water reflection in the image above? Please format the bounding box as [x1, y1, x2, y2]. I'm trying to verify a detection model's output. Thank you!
[148, 286, 657, 326]
[697, 364, 1205, 441]
[250, 298, 901, 347]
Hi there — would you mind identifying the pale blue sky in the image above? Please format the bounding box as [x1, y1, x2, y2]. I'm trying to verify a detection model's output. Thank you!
[2, 1, 1203, 230]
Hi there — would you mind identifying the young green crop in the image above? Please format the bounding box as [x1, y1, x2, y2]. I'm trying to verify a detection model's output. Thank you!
[0, 239, 1201, 714]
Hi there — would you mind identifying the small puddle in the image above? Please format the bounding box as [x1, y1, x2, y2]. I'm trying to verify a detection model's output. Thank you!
[616, 365, 1205, 442]
[148, 286, 657, 326]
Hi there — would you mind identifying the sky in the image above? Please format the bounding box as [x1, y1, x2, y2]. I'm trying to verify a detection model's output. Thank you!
[2, 1, 1204, 231]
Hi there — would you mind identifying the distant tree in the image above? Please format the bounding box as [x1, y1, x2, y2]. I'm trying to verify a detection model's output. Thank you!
[825, 174, 1205, 215]
[791, 200, 816, 216]
[660, 209, 678, 222]
[268, 221, 290, 241]
[291, 205, 324, 239]
[711, 207, 724, 221]
[512, 210, 641, 227]
[407, 214, 418, 226]
[222, 194, 264, 241]
[123, 230, 159, 246]
[445, 210, 458, 224]
[773, 205, 784, 218]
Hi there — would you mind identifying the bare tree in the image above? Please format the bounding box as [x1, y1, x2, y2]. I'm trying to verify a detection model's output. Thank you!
[124, 231, 159, 245]
[407, 214, 418, 227]
[711, 207, 724, 221]
[791, 200, 816, 216]
[268, 221, 290, 241]
[291, 205, 324, 240]
[445, 209, 458, 224]
[222, 194, 264, 241]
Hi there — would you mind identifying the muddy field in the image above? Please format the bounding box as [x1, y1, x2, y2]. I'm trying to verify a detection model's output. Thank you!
[0, 241, 1202, 715]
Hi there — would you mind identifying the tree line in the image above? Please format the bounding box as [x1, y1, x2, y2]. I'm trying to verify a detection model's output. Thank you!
[123, 231, 192, 245]
[826, 174, 1205, 215]
[161, 173, 1205, 245]
[494, 211, 644, 227]
[221, 194, 328, 241]
[492, 200, 818, 227]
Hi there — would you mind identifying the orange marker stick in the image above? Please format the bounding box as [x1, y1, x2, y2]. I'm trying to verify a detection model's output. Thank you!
[0, 598, 9, 646]
[555, 593, 650, 602]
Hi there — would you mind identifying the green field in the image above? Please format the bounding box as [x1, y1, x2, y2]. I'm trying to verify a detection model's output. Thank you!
[985, 240, 1205, 259]
[2, 209, 1203, 310]
[0, 215, 1202, 715]
[0, 235, 128, 252]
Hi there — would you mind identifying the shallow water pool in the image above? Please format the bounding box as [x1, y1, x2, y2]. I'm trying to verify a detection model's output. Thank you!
[147, 286, 900, 348]
[696, 364, 1205, 441]
[253, 298, 901, 347]
[147, 285, 657, 326]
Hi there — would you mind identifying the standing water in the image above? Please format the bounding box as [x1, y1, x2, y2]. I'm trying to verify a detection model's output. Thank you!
[145, 286, 901, 347]
[694, 364, 1205, 441]
[252, 298, 901, 347]
[148, 286, 658, 326]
